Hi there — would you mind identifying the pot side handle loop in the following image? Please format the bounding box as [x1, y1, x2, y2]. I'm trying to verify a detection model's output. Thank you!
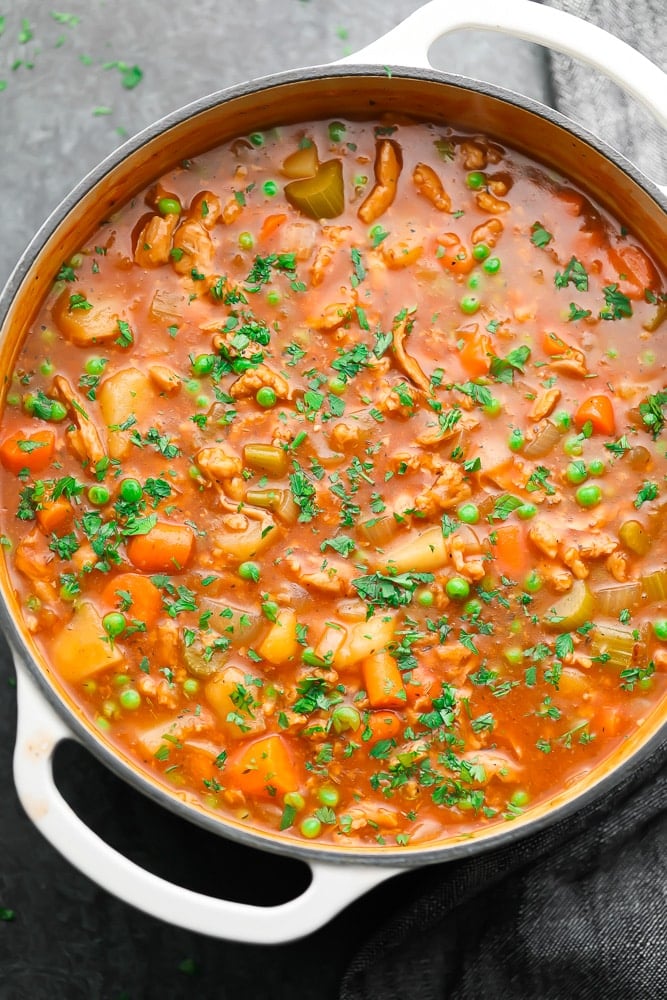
[339, 0, 667, 183]
[12, 659, 399, 943]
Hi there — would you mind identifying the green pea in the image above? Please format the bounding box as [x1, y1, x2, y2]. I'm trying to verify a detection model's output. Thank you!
[249, 132, 264, 146]
[189, 465, 201, 480]
[120, 688, 141, 710]
[157, 197, 182, 216]
[576, 484, 602, 508]
[553, 411, 572, 432]
[183, 678, 200, 696]
[483, 396, 502, 417]
[96, 716, 111, 731]
[263, 180, 278, 197]
[331, 704, 361, 734]
[6, 393, 20, 407]
[49, 400, 68, 422]
[507, 427, 526, 451]
[256, 386, 277, 408]
[113, 674, 131, 687]
[446, 576, 470, 601]
[510, 789, 530, 808]
[284, 791, 305, 810]
[87, 484, 110, 506]
[318, 786, 340, 808]
[483, 256, 501, 274]
[120, 478, 142, 503]
[472, 243, 490, 261]
[40, 359, 54, 377]
[564, 435, 583, 457]
[238, 231, 254, 250]
[653, 620, 667, 641]
[463, 599, 482, 617]
[85, 356, 108, 376]
[516, 503, 537, 520]
[266, 290, 282, 306]
[509, 619, 521, 635]
[417, 588, 434, 607]
[196, 394, 210, 409]
[300, 817, 322, 839]
[504, 646, 524, 666]
[102, 611, 126, 638]
[262, 600, 280, 621]
[191, 354, 215, 376]
[328, 376, 347, 396]
[466, 171, 486, 189]
[460, 295, 481, 315]
[566, 461, 588, 485]
[524, 570, 542, 593]
[588, 459, 606, 476]
[185, 379, 201, 395]
[328, 121, 346, 143]
[457, 502, 480, 524]
[238, 561, 260, 582]
[467, 272, 482, 290]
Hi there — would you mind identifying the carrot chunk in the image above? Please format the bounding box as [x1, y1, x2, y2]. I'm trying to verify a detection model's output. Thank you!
[459, 331, 491, 377]
[36, 497, 72, 534]
[364, 710, 402, 743]
[126, 522, 195, 573]
[0, 430, 55, 474]
[227, 734, 298, 799]
[101, 572, 163, 625]
[362, 651, 406, 709]
[574, 394, 616, 436]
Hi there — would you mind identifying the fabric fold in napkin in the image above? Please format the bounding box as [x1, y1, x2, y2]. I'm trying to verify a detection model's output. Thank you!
[341, 3, 666, 997]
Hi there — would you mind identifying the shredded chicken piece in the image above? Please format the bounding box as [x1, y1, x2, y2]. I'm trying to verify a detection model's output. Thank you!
[449, 534, 486, 581]
[540, 562, 573, 592]
[15, 530, 53, 581]
[476, 190, 510, 214]
[375, 383, 418, 418]
[346, 806, 398, 830]
[358, 140, 401, 224]
[606, 551, 629, 582]
[221, 165, 248, 224]
[52, 375, 106, 466]
[284, 550, 353, 595]
[229, 364, 290, 400]
[560, 531, 618, 579]
[530, 387, 561, 421]
[528, 520, 559, 560]
[391, 314, 430, 391]
[460, 141, 487, 169]
[189, 190, 222, 228]
[195, 445, 243, 482]
[391, 451, 445, 475]
[329, 422, 364, 450]
[310, 226, 351, 286]
[134, 213, 179, 267]
[412, 162, 451, 211]
[308, 301, 354, 331]
[471, 218, 504, 246]
[154, 620, 179, 667]
[414, 463, 471, 517]
[137, 673, 179, 709]
[463, 749, 522, 782]
[171, 219, 214, 275]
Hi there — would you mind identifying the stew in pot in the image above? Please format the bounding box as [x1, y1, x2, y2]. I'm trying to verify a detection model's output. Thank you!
[1, 118, 666, 848]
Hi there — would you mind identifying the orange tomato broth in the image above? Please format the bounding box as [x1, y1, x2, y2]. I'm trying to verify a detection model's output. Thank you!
[1, 118, 666, 851]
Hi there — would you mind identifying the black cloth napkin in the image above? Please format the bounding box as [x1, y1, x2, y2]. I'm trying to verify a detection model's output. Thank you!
[341, 4, 667, 997]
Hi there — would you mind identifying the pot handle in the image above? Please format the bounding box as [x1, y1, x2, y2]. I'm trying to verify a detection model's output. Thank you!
[12, 657, 400, 943]
[340, 0, 666, 188]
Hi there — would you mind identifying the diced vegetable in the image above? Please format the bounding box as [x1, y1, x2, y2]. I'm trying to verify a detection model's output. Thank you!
[205, 665, 266, 739]
[619, 520, 651, 556]
[593, 582, 641, 617]
[590, 622, 647, 669]
[362, 651, 406, 709]
[243, 443, 289, 477]
[574, 395, 616, 436]
[101, 572, 163, 625]
[0, 430, 55, 474]
[258, 608, 298, 665]
[226, 734, 298, 798]
[545, 579, 594, 630]
[126, 522, 195, 573]
[51, 602, 123, 682]
[284, 160, 344, 219]
[384, 526, 448, 574]
[642, 568, 667, 602]
[523, 420, 560, 459]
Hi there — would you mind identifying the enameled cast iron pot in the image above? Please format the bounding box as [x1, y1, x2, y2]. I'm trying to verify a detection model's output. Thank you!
[2, 0, 666, 943]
